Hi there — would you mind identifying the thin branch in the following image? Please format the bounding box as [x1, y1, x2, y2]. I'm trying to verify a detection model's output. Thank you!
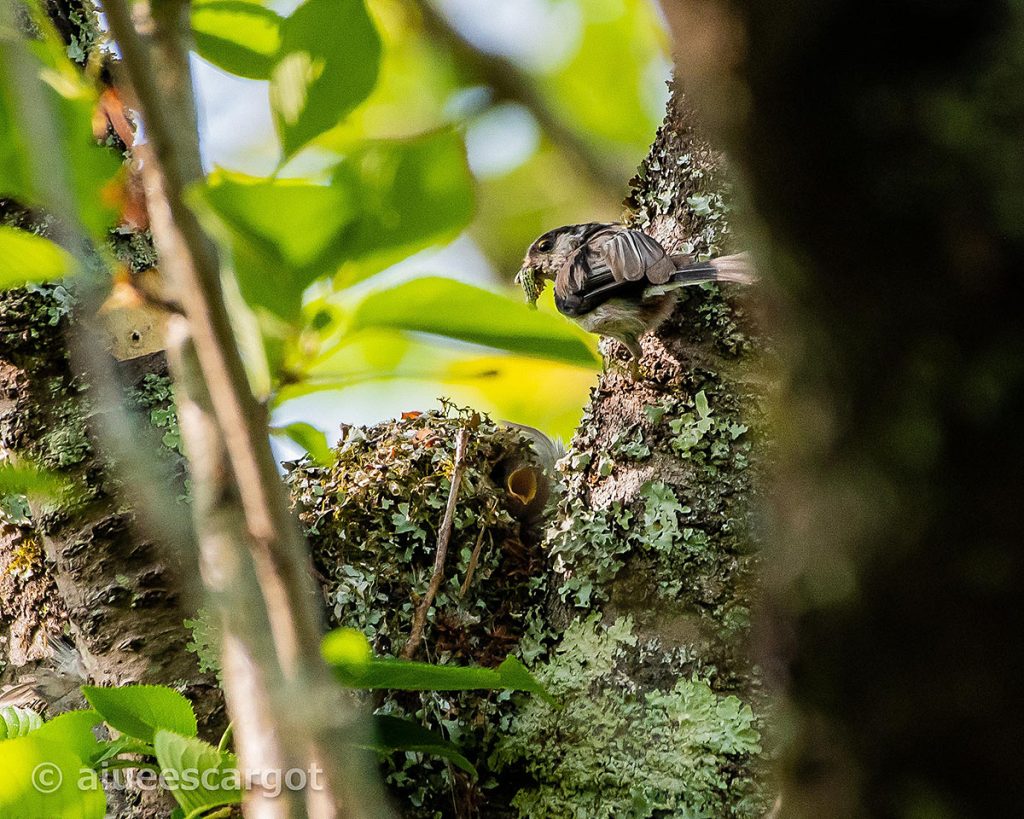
[459, 500, 494, 598]
[402, 428, 471, 660]
[412, 0, 624, 193]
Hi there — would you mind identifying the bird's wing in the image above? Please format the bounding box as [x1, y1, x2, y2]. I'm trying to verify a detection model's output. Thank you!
[554, 227, 674, 315]
[594, 228, 675, 284]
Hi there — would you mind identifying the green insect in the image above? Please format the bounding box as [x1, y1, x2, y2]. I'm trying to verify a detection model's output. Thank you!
[514, 265, 543, 309]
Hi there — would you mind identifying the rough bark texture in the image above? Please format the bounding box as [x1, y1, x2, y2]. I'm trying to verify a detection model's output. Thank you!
[487, 80, 768, 818]
[664, 0, 1024, 816]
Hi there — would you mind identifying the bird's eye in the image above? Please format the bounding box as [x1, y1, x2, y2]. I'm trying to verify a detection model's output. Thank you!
[536, 237, 554, 253]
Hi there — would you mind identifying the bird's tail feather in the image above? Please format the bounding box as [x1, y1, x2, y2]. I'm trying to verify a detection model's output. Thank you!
[649, 252, 756, 294]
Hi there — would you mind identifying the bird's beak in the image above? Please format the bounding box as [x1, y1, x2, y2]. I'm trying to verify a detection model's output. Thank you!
[515, 264, 543, 309]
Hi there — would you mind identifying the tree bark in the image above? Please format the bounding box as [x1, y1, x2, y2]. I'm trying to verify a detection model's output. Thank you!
[485, 79, 769, 818]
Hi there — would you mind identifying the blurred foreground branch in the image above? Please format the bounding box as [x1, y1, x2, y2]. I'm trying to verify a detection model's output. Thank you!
[100, 0, 385, 815]
[663, 0, 1024, 815]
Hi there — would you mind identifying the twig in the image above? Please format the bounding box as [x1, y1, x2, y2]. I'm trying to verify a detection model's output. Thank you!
[459, 500, 495, 597]
[402, 429, 471, 660]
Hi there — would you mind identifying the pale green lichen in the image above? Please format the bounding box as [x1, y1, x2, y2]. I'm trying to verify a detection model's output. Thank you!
[493, 615, 764, 818]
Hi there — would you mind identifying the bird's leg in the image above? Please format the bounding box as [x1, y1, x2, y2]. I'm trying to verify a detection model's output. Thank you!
[618, 336, 644, 380]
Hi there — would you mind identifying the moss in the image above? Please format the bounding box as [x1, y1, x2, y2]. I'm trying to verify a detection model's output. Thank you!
[127, 373, 183, 456]
[493, 615, 765, 818]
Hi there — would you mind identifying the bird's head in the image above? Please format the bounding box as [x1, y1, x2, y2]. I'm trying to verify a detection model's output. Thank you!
[517, 225, 588, 284]
[515, 224, 602, 305]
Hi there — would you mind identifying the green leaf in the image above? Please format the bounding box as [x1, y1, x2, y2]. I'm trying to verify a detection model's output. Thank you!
[0, 706, 43, 739]
[0, 734, 105, 818]
[92, 735, 155, 766]
[495, 655, 557, 705]
[187, 170, 353, 320]
[82, 685, 198, 744]
[330, 130, 474, 280]
[270, 0, 381, 158]
[346, 277, 599, 368]
[153, 730, 241, 816]
[367, 715, 476, 777]
[32, 710, 104, 764]
[191, 0, 283, 80]
[0, 19, 119, 236]
[270, 422, 333, 465]
[0, 227, 75, 290]
[322, 629, 554, 703]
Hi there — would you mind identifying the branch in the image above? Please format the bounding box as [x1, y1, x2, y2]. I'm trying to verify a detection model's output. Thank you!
[100, 0, 384, 815]
[402, 428, 471, 660]
[412, 0, 624, 193]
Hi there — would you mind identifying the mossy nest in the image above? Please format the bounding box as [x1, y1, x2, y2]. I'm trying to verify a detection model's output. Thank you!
[286, 405, 559, 815]
[286, 405, 554, 665]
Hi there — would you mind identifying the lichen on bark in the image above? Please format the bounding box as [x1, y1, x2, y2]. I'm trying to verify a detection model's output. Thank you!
[493, 81, 770, 816]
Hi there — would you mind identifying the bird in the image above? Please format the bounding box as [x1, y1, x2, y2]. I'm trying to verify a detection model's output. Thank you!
[515, 222, 754, 364]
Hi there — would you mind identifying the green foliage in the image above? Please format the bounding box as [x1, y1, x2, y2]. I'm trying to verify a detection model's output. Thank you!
[329, 130, 474, 279]
[368, 714, 476, 778]
[81, 684, 198, 744]
[0, 227, 74, 290]
[324, 627, 554, 704]
[191, 0, 283, 80]
[270, 0, 381, 159]
[0, 732, 105, 819]
[188, 169, 354, 321]
[0, 5, 119, 236]
[345, 276, 599, 368]
[0, 705, 44, 739]
[153, 730, 240, 816]
[271, 421, 333, 465]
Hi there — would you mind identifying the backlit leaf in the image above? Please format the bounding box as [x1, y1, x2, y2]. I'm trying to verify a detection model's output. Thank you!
[270, 0, 381, 158]
[191, 0, 282, 80]
[346, 276, 599, 368]
[0, 227, 74, 290]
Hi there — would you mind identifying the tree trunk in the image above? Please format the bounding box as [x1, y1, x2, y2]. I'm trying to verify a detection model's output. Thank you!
[486, 79, 769, 818]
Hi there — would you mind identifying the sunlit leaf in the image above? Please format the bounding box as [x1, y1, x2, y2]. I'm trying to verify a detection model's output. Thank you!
[32, 711, 104, 765]
[0, 227, 75, 289]
[191, 0, 282, 80]
[82, 685, 197, 744]
[0, 734, 105, 819]
[188, 170, 353, 320]
[346, 276, 599, 368]
[270, 0, 381, 158]
[329, 129, 474, 282]
[0, 14, 119, 236]
[538, 0, 667, 160]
